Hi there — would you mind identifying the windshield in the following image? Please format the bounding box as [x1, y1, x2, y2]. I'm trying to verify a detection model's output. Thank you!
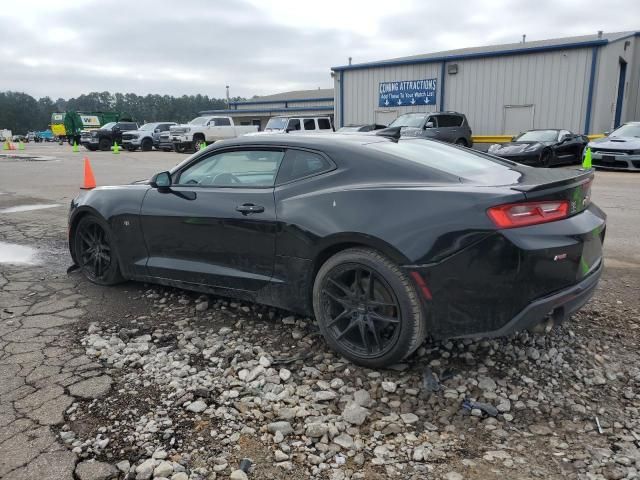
[140, 123, 158, 131]
[189, 117, 209, 125]
[265, 117, 288, 130]
[101, 122, 116, 129]
[610, 124, 640, 138]
[514, 130, 558, 142]
[389, 113, 428, 128]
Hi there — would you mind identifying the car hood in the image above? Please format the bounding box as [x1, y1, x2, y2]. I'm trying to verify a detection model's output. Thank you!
[491, 141, 551, 154]
[589, 136, 640, 150]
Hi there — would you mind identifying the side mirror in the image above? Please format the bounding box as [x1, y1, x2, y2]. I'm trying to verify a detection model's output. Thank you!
[154, 128, 160, 133]
[150, 171, 171, 190]
[207, 121, 215, 126]
[424, 122, 434, 129]
[604, 131, 610, 136]
[511, 136, 518, 141]
[559, 134, 570, 143]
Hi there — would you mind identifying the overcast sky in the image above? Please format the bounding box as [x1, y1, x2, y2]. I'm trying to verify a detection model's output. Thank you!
[1, 0, 639, 100]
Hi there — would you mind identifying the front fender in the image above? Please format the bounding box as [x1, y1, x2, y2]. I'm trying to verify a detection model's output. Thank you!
[69, 185, 151, 278]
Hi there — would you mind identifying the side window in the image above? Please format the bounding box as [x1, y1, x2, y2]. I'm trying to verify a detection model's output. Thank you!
[276, 149, 333, 184]
[177, 149, 285, 187]
[288, 119, 301, 131]
[440, 115, 463, 127]
[213, 117, 231, 126]
[318, 118, 332, 130]
[303, 118, 316, 130]
[559, 130, 571, 140]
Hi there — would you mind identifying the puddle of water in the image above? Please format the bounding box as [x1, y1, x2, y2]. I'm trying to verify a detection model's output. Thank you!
[0, 242, 39, 265]
[0, 203, 61, 214]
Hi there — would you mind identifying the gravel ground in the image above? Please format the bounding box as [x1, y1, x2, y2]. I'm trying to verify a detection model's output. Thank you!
[60, 267, 640, 480]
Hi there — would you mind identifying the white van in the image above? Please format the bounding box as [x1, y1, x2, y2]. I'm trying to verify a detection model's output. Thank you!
[246, 116, 334, 135]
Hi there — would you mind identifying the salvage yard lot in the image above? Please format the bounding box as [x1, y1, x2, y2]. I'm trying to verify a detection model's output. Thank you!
[1, 143, 639, 480]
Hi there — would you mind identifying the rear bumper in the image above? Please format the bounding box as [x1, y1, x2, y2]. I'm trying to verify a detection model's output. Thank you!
[453, 259, 602, 339]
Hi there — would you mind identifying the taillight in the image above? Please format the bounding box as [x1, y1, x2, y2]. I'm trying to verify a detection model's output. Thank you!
[487, 200, 570, 228]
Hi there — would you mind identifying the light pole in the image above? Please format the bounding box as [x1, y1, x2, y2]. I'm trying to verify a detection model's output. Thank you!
[226, 85, 230, 109]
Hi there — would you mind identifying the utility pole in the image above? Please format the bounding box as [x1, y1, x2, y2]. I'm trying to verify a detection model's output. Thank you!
[226, 85, 230, 109]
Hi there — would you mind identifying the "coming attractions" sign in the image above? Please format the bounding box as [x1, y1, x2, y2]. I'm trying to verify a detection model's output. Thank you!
[378, 79, 437, 107]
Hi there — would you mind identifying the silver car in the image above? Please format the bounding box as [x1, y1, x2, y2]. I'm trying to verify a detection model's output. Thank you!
[588, 122, 640, 171]
[387, 111, 473, 147]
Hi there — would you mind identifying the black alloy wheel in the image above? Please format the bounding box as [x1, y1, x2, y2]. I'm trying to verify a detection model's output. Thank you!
[74, 216, 123, 285]
[313, 248, 425, 367]
[540, 149, 552, 167]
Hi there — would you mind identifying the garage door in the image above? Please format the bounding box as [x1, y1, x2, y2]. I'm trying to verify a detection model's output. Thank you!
[503, 105, 534, 135]
[375, 110, 398, 127]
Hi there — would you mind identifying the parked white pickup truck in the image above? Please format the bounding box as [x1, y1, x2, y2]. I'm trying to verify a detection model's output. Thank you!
[170, 116, 258, 152]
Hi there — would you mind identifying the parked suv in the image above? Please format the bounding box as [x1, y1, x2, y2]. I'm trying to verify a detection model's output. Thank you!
[122, 122, 176, 152]
[81, 121, 139, 151]
[387, 111, 473, 147]
[246, 116, 334, 135]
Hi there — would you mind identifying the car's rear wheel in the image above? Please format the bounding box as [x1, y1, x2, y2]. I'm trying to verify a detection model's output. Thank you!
[175, 144, 186, 153]
[313, 248, 425, 367]
[193, 136, 206, 152]
[74, 215, 123, 286]
[141, 138, 153, 151]
[455, 138, 468, 147]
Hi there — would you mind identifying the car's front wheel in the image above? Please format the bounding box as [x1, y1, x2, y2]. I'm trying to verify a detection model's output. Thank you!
[540, 149, 552, 167]
[74, 215, 123, 286]
[141, 138, 153, 151]
[313, 248, 426, 367]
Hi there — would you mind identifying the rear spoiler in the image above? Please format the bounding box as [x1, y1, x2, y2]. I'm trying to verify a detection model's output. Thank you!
[511, 169, 594, 192]
[375, 126, 402, 140]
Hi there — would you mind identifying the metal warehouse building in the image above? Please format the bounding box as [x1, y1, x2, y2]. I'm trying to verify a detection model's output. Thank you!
[332, 31, 640, 135]
[201, 88, 333, 131]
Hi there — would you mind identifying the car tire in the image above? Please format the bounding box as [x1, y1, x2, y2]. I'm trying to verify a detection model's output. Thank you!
[99, 138, 111, 151]
[312, 248, 426, 368]
[540, 149, 552, 167]
[193, 136, 206, 152]
[141, 138, 153, 151]
[73, 215, 124, 286]
[85, 146, 98, 152]
[126, 146, 137, 152]
[175, 144, 186, 153]
[455, 138, 468, 147]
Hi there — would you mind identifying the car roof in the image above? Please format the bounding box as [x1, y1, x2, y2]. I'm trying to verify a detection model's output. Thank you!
[271, 115, 331, 119]
[217, 132, 391, 148]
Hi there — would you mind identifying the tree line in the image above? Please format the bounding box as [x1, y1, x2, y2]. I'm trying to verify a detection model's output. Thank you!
[0, 91, 245, 133]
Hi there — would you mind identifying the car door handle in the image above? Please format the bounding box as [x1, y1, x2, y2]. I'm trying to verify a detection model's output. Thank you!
[236, 203, 264, 215]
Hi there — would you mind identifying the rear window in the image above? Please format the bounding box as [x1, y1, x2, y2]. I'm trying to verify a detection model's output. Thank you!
[366, 139, 521, 182]
[303, 119, 316, 130]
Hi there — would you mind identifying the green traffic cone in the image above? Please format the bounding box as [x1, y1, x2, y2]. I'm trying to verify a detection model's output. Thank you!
[112, 142, 120, 154]
[18, 141, 24, 150]
[199, 140, 206, 151]
[72, 141, 79, 152]
[2, 141, 8, 151]
[582, 147, 592, 170]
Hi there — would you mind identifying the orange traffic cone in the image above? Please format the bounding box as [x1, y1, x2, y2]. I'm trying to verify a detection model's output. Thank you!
[9, 142, 15, 150]
[81, 157, 97, 190]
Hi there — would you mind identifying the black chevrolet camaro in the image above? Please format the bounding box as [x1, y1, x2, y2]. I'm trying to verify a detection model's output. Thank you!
[488, 129, 589, 167]
[69, 134, 605, 367]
